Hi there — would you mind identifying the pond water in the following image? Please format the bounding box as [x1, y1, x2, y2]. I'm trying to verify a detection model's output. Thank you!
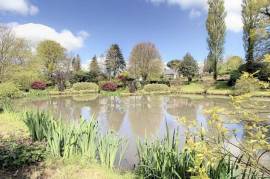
[14, 95, 270, 169]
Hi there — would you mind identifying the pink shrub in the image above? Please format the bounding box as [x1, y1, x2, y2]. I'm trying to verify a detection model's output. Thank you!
[101, 82, 118, 91]
[31, 81, 47, 90]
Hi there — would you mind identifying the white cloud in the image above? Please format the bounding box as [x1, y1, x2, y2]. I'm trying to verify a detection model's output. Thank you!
[10, 23, 89, 51]
[0, 0, 39, 15]
[189, 9, 202, 18]
[148, 0, 243, 32]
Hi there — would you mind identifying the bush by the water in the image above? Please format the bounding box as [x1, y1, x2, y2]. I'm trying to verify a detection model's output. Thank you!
[31, 81, 47, 90]
[101, 82, 118, 91]
[235, 72, 262, 94]
[0, 82, 21, 99]
[143, 84, 170, 92]
[72, 82, 99, 92]
[229, 62, 270, 86]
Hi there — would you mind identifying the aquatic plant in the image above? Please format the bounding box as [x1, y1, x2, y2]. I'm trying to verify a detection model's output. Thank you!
[98, 131, 127, 169]
[137, 127, 197, 179]
[137, 91, 270, 179]
[23, 111, 126, 169]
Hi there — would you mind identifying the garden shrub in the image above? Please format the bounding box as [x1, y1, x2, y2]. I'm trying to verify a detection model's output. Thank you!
[101, 82, 118, 91]
[228, 70, 241, 86]
[229, 62, 270, 86]
[72, 82, 99, 92]
[31, 81, 47, 90]
[0, 82, 21, 98]
[70, 71, 99, 84]
[0, 138, 46, 170]
[235, 72, 262, 94]
[143, 84, 170, 92]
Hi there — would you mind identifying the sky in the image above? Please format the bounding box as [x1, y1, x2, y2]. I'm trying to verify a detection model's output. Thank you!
[0, 0, 245, 67]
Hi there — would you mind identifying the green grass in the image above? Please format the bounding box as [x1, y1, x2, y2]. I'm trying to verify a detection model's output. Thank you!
[0, 112, 28, 139]
[180, 83, 206, 94]
[206, 81, 235, 95]
[42, 158, 135, 179]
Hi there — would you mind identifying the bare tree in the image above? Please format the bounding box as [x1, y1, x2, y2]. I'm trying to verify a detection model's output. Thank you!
[0, 25, 16, 81]
[128, 42, 163, 81]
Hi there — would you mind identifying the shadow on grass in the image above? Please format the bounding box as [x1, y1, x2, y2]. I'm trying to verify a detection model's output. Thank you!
[214, 81, 230, 89]
[0, 136, 46, 178]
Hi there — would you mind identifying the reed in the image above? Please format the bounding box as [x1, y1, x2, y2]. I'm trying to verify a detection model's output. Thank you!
[137, 130, 268, 179]
[23, 111, 126, 169]
[98, 131, 127, 169]
[137, 130, 195, 179]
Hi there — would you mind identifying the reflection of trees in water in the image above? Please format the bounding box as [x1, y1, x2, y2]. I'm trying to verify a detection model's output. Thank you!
[99, 96, 126, 132]
[166, 96, 197, 120]
[127, 96, 164, 138]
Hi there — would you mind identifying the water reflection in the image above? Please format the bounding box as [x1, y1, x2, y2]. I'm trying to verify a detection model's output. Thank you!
[14, 95, 270, 169]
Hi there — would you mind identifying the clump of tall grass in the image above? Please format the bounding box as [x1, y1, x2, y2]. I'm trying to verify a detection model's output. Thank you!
[98, 131, 127, 169]
[24, 112, 52, 141]
[0, 98, 14, 112]
[137, 128, 268, 179]
[23, 111, 126, 169]
[137, 130, 195, 179]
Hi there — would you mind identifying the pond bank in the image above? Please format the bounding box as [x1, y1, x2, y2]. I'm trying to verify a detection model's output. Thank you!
[0, 112, 134, 179]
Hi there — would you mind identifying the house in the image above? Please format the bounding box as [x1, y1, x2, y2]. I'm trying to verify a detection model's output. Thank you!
[164, 68, 177, 79]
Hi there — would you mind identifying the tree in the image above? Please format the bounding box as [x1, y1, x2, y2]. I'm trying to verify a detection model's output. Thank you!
[128, 42, 163, 81]
[179, 53, 199, 82]
[218, 56, 243, 75]
[90, 55, 101, 75]
[0, 25, 15, 81]
[167, 59, 181, 76]
[203, 56, 213, 74]
[105, 44, 126, 80]
[242, 0, 260, 70]
[37, 40, 65, 82]
[0, 25, 33, 82]
[72, 54, 81, 72]
[206, 0, 226, 80]
[258, 0, 270, 18]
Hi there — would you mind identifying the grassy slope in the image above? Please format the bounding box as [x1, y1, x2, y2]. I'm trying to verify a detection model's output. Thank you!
[0, 112, 135, 179]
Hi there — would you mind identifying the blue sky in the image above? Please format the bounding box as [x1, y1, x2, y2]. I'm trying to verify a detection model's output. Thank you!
[0, 0, 244, 65]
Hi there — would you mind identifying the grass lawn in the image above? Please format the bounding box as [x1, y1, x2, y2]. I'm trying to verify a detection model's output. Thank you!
[180, 82, 206, 94]
[0, 112, 135, 179]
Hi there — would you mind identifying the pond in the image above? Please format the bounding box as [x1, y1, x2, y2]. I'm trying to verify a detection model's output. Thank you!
[14, 94, 270, 169]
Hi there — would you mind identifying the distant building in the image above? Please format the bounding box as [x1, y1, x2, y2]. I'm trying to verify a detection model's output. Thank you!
[164, 68, 177, 79]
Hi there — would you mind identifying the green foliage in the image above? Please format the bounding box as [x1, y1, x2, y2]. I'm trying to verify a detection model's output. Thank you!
[24, 112, 52, 141]
[242, 0, 259, 65]
[206, 0, 226, 80]
[128, 42, 163, 81]
[70, 71, 101, 84]
[72, 82, 99, 92]
[37, 40, 65, 81]
[23, 111, 126, 169]
[179, 53, 199, 82]
[229, 62, 270, 86]
[137, 130, 195, 179]
[219, 56, 243, 75]
[0, 137, 45, 170]
[143, 84, 170, 92]
[90, 55, 101, 75]
[98, 131, 127, 168]
[167, 59, 181, 75]
[235, 72, 264, 94]
[0, 82, 21, 99]
[72, 54, 81, 72]
[106, 44, 126, 79]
